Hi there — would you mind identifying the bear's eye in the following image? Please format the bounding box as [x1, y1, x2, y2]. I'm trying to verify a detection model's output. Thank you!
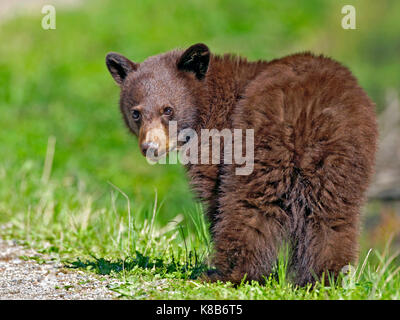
[131, 109, 141, 121]
[163, 106, 173, 116]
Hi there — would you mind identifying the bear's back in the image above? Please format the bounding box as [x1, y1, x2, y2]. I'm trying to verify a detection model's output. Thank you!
[227, 52, 377, 221]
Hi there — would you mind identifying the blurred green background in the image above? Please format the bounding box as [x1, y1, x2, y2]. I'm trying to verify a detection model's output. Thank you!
[0, 0, 399, 254]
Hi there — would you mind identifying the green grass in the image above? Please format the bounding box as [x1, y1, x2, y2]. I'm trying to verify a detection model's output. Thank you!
[0, 0, 399, 299]
[1, 156, 400, 299]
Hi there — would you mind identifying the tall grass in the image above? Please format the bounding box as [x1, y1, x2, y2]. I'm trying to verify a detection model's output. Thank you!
[1, 151, 399, 299]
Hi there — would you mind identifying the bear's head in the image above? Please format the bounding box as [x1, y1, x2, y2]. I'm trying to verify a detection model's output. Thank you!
[106, 43, 210, 161]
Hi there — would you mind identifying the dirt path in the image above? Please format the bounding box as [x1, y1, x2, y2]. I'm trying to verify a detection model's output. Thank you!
[0, 239, 119, 300]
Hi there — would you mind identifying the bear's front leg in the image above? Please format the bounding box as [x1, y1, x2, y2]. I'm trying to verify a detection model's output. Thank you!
[203, 208, 286, 284]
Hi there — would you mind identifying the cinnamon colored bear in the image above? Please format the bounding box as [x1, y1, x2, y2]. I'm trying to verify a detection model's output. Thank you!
[106, 43, 378, 286]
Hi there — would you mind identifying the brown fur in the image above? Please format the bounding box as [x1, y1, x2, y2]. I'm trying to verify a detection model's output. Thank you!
[106, 44, 378, 286]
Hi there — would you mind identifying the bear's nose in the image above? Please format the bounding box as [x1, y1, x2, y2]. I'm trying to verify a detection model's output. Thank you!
[141, 142, 159, 157]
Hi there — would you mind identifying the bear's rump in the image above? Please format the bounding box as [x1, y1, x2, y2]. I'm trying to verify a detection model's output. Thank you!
[229, 55, 377, 228]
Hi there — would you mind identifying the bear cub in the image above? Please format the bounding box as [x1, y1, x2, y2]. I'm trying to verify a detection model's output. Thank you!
[106, 43, 377, 286]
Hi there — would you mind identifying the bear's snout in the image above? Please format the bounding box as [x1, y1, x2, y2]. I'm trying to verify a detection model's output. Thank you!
[140, 141, 159, 157]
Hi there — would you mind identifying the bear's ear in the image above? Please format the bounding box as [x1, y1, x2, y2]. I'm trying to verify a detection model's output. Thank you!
[177, 43, 210, 80]
[106, 52, 138, 85]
